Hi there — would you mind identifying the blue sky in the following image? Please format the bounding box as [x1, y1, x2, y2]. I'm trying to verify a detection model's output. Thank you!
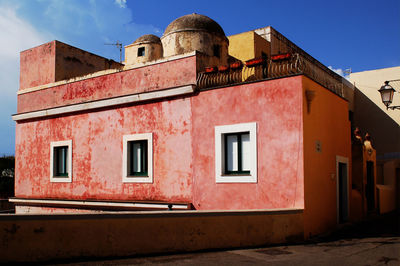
[0, 0, 399, 155]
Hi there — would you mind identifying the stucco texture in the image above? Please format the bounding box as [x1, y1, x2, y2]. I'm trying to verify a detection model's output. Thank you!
[18, 55, 197, 113]
[16, 75, 305, 210]
[302, 76, 352, 237]
[15, 98, 193, 203]
[192, 76, 304, 210]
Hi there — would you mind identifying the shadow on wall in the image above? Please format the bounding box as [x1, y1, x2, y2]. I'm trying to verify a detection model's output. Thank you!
[353, 88, 400, 156]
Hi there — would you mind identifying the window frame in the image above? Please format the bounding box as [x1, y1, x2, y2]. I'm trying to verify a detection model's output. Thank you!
[215, 122, 257, 183]
[50, 140, 72, 183]
[123, 133, 153, 183]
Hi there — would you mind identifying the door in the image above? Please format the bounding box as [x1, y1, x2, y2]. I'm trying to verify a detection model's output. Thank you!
[336, 156, 349, 223]
[396, 168, 400, 210]
[366, 161, 375, 211]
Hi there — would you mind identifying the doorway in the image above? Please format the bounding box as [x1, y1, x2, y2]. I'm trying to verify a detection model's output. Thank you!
[396, 168, 400, 210]
[366, 161, 375, 211]
[336, 156, 349, 223]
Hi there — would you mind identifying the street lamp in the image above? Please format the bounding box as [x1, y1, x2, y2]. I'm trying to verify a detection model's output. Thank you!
[378, 80, 400, 110]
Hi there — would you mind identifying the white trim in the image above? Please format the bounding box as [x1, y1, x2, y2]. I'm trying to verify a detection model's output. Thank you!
[215, 122, 257, 183]
[13, 85, 195, 121]
[50, 140, 72, 183]
[9, 198, 189, 210]
[122, 133, 153, 183]
[336, 155, 349, 223]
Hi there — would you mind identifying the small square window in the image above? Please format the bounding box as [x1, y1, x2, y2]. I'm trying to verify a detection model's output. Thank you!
[215, 122, 257, 183]
[213, 45, 220, 58]
[50, 140, 72, 182]
[137, 47, 145, 57]
[123, 133, 153, 183]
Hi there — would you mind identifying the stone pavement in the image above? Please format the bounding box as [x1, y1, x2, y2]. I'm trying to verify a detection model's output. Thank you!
[52, 212, 400, 266]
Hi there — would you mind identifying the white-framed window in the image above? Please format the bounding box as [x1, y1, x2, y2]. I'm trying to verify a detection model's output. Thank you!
[123, 133, 153, 183]
[215, 122, 257, 183]
[50, 140, 72, 183]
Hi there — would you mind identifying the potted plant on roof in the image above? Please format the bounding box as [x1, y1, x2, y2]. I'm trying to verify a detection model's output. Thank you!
[271, 53, 291, 61]
[205, 66, 218, 73]
[245, 58, 266, 67]
[218, 65, 229, 72]
[230, 61, 243, 70]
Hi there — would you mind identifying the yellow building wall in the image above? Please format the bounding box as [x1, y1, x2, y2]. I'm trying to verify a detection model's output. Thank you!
[349, 67, 400, 126]
[302, 76, 352, 237]
[228, 31, 271, 82]
[228, 31, 271, 62]
[228, 31, 256, 62]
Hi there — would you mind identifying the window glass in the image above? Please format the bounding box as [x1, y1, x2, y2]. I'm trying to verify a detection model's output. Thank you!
[55, 146, 68, 176]
[138, 47, 145, 57]
[213, 45, 220, 58]
[224, 132, 250, 174]
[241, 133, 250, 171]
[226, 135, 238, 172]
[128, 140, 148, 176]
[132, 142, 142, 172]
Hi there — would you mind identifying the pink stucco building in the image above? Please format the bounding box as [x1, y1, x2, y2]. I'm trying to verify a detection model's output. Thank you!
[12, 14, 357, 237]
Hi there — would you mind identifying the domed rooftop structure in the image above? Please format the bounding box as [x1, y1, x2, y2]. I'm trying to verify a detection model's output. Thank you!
[163, 13, 227, 39]
[124, 34, 163, 65]
[133, 34, 161, 45]
[161, 13, 229, 65]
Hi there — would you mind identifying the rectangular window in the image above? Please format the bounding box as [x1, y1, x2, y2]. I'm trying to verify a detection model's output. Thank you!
[123, 133, 153, 183]
[128, 140, 148, 176]
[224, 132, 250, 174]
[213, 45, 220, 58]
[50, 140, 72, 182]
[54, 146, 68, 176]
[137, 47, 145, 57]
[215, 122, 257, 183]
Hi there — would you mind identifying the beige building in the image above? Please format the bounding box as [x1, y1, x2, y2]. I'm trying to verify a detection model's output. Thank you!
[349, 66, 400, 213]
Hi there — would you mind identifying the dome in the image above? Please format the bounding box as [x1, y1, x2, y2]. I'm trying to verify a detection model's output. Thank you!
[163, 13, 226, 38]
[133, 34, 161, 45]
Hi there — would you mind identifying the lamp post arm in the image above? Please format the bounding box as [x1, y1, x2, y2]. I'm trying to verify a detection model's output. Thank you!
[387, 105, 400, 110]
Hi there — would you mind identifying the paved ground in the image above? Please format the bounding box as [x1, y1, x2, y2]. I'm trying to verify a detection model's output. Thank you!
[51, 212, 400, 266]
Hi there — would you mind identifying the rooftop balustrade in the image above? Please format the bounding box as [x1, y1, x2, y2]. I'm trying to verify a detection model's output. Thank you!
[197, 53, 345, 98]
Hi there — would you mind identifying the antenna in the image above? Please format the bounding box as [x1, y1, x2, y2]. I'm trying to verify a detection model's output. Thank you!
[343, 68, 352, 75]
[104, 41, 122, 63]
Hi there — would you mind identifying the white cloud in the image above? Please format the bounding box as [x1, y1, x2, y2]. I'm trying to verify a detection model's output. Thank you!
[328, 66, 350, 80]
[0, 0, 162, 155]
[0, 5, 50, 155]
[21, 0, 161, 60]
[115, 0, 127, 8]
[0, 6, 49, 60]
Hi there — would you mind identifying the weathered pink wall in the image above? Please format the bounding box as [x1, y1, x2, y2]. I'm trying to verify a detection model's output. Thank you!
[15, 75, 304, 210]
[20, 41, 56, 90]
[19, 40, 122, 91]
[15, 98, 193, 203]
[18, 55, 197, 113]
[191, 76, 304, 210]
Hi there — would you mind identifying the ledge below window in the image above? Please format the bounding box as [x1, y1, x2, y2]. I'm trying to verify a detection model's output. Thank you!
[9, 197, 192, 211]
